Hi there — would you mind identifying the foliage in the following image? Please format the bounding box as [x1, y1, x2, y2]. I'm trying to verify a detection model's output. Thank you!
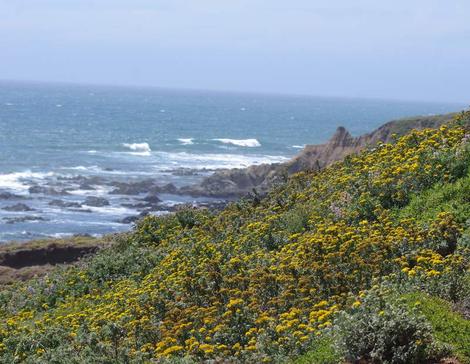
[402, 292, 470, 363]
[334, 289, 447, 364]
[0, 119, 469, 362]
[293, 336, 340, 364]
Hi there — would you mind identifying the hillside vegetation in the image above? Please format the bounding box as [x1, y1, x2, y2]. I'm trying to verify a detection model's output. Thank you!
[0, 112, 469, 363]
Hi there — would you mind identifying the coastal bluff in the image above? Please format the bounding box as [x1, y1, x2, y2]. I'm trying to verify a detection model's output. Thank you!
[180, 113, 456, 197]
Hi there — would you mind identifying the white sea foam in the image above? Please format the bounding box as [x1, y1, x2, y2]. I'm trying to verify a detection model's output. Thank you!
[292, 145, 305, 149]
[86, 206, 135, 215]
[178, 138, 194, 145]
[122, 142, 152, 156]
[0, 171, 54, 192]
[67, 165, 92, 171]
[213, 138, 261, 147]
[153, 151, 288, 170]
[68, 185, 113, 196]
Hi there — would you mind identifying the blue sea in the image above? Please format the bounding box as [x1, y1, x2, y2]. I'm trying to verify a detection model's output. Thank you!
[0, 81, 464, 242]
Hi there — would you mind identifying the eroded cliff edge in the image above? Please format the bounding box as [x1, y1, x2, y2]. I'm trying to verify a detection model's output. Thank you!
[180, 113, 456, 197]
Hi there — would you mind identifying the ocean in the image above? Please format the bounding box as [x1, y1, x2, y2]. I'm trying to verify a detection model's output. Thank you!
[0, 81, 464, 242]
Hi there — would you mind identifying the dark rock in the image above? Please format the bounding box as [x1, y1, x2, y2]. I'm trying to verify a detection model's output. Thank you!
[69, 208, 93, 213]
[171, 168, 207, 176]
[78, 184, 95, 190]
[156, 183, 178, 194]
[2, 203, 35, 212]
[110, 180, 177, 196]
[109, 179, 156, 195]
[3, 216, 47, 224]
[0, 192, 24, 200]
[83, 196, 110, 207]
[118, 215, 140, 224]
[142, 194, 161, 204]
[29, 186, 68, 195]
[121, 202, 149, 209]
[48, 200, 82, 208]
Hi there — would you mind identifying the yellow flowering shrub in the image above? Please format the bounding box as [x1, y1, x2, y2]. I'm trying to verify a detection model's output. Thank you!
[0, 118, 469, 362]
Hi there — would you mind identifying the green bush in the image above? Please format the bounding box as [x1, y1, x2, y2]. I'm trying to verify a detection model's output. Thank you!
[281, 205, 310, 234]
[334, 290, 446, 364]
[294, 336, 340, 364]
[403, 292, 470, 363]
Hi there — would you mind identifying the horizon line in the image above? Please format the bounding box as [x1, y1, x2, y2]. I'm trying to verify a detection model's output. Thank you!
[0, 77, 467, 107]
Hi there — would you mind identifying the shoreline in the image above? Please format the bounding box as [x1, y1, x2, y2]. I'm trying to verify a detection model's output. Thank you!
[0, 111, 460, 284]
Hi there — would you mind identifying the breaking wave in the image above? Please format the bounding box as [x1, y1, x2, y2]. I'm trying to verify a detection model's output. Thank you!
[213, 138, 261, 147]
[122, 142, 152, 156]
[178, 138, 194, 145]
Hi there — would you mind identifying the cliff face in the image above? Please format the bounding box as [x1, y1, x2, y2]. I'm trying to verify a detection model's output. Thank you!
[181, 113, 456, 198]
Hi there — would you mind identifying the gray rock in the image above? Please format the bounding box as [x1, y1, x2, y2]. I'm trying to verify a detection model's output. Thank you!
[0, 192, 24, 200]
[83, 196, 110, 207]
[142, 194, 161, 204]
[48, 200, 82, 208]
[3, 216, 47, 224]
[118, 215, 140, 224]
[2, 203, 35, 212]
[29, 186, 69, 195]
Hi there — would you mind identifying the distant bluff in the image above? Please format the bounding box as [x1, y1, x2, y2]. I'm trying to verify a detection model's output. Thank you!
[180, 112, 457, 197]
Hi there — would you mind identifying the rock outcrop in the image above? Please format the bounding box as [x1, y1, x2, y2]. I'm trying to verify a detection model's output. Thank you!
[180, 113, 456, 198]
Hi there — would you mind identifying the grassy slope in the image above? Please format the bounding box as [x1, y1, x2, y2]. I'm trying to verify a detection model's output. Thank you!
[403, 292, 470, 363]
[0, 117, 469, 363]
[296, 166, 470, 363]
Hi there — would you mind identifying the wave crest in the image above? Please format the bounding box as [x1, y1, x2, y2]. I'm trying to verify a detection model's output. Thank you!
[213, 138, 261, 147]
[122, 142, 152, 156]
[178, 138, 194, 145]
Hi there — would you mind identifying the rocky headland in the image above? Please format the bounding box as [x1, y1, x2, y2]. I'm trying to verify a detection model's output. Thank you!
[178, 112, 456, 197]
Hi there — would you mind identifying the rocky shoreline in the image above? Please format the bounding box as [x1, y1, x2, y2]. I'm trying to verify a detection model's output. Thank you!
[0, 112, 458, 283]
[0, 112, 455, 232]
[178, 112, 456, 197]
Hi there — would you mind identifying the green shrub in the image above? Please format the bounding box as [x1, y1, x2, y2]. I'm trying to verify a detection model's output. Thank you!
[402, 292, 470, 363]
[399, 172, 470, 225]
[132, 214, 178, 246]
[334, 291, 447, 364]
[294, 336, 340, 364]
[281, 205, 310, 234]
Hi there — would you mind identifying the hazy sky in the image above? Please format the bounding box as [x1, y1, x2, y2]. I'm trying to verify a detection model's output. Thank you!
[1, 0, 469, 103]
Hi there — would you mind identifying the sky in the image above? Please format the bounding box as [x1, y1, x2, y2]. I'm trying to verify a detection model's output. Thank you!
[1, 0, 469, 103]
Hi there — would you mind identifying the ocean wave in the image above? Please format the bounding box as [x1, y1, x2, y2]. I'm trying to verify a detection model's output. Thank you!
[122, 142, 152, 156]
[153, 151, 288, 170]
[68, 185, 113, 196]
[67, 165, 95, 171]
[0, 171, 54, 192]
[86, 205, 135, 215]
[63, 165, 155, 177]
[292, 145, 305, 149]
[178, 138, 194, 145]
[213, 138, 261, 147]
